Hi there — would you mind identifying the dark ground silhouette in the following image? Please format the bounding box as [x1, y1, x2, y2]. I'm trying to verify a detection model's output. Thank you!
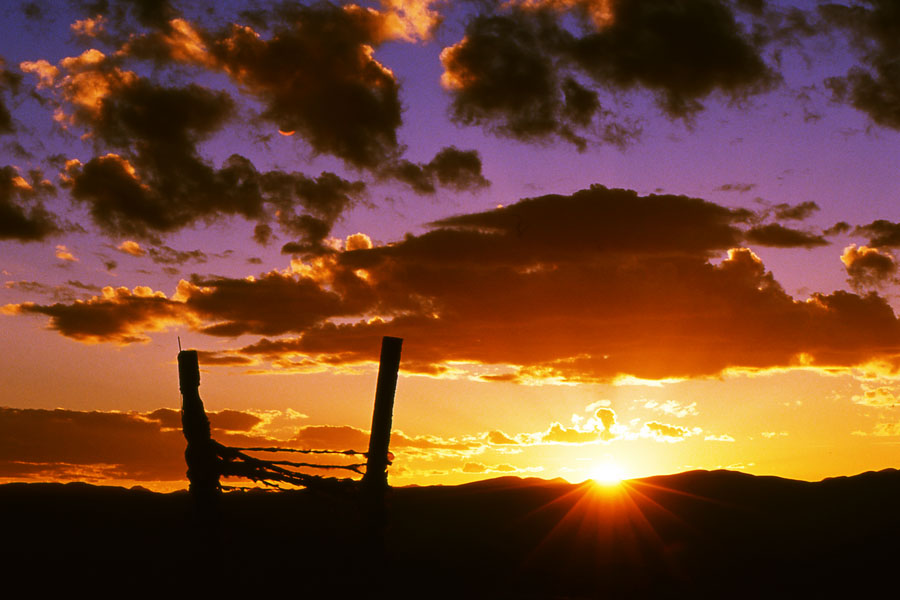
[2, 469, 898, 597]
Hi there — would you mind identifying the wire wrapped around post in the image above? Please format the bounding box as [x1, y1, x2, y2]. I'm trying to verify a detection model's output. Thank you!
[178, 350, 221, 512]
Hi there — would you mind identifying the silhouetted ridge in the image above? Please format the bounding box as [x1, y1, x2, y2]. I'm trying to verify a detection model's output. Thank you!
[3, 469, 899, 597]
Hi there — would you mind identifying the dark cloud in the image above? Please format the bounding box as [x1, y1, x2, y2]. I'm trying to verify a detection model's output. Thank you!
[20, 2, 47, 21]
[388, 146, 490, 194]
[195, 350, 255, 366]
[441, 10, 589, 144]
[253, 223, 273, 246]
[5, 285, 184, 343]
[202, 4, 402, 168]
[821, 0, 900, 129]
[441, 1, 774, 146]
[772, 201, 819, 221]
[10, 185, 900, 381]
[841, 244, 897, 291]
[855, 220, 900, 247]
[147, 245, 208, 265]
[715, 182, 756, 193]
[0, 165, 60, 241]
[567, 0, 776, 117]
[744, 223, 829, 248]
[425, 185, 746, 260]
[75, 0, 179, 31]
[181, 272, 362, 338]
[267, 171, 366, 253]
[58, 71, 269, 238]
[3, 279, 88, 302]
[0, 57, 22, 134]
[0, 406, 186, 481]
[825, 221, 851, 237]
[24, 48, 366, 243]
[0, 405, 349, 483]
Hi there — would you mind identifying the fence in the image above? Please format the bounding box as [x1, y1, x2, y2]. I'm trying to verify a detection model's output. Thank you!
[178, 336, 403, 512]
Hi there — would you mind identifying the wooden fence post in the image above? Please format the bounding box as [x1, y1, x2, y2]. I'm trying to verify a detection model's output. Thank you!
[362, 336, 403, 492]
[178, 349, 220, 513]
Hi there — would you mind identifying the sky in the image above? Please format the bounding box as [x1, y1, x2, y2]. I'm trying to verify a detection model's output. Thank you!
[2, 0, 900, 492]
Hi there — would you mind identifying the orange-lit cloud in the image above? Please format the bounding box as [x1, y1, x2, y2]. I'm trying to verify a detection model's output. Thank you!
[461, 462, 521, 474]
[0, 166, 60, 242]
[641, 421, 693, 442]
[643, 400, 698, 418]
[0, 405, 484, 488]
[5, 285, 186, 344]
[379, 0, 444, 42]
[852, 385, 899, 408]
[117, 240, 145, 256]
[841, 245, 897, 291]
[54, 244, 78, 262]
[203, 7, 402, 169]
[7, 186, 900, 381]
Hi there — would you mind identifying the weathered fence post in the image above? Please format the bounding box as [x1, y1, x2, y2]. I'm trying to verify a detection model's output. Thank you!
[362, 336, 403, 492]
[178, 349, 220, 514]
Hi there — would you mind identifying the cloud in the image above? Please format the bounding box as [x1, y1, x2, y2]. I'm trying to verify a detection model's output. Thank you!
[715, 182, 756, 193]
[0, 406, 186, 482]
[379, 0, 444, 42]
[772, 201, 820, 221]
[0, 165, 60, 242]
[54, 244, 78, 262]
[117, 240, 145, 256]
[594, 407, 616, 431]
[461, 462, 518, 474]
[440, 10, 602, 148]
[387, 146, 490, 194]
[841, 244, 897, 291]
[854, 220, 900, 247]
[641, 421, 692, 442]
[272, 171, 367, 254]
[0, 57, 22, 134]
[852, 385, 899, 408]
[643, 400, 698, 418]
[566, 0, 777, 116]
[821, 0, 900, 129]
[870, 422, 900, 437]
[743, 223, 829, 248]
[542, 422, 605, 444]
[0, 405, 378, 485]
[26, 47, 364, 244]
[4, 285, 186, 344]
[200, 4, 403, 168]
[488, 430, 519, 445]
[3, 279, 97, 303]
[440, 1, 775, 146]
[9, 185, 900, 382]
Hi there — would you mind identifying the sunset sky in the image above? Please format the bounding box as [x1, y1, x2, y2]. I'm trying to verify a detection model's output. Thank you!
[2, 0, 900, 492]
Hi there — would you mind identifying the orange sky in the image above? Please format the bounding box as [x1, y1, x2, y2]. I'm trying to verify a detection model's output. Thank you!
[2, 0, 900, 491]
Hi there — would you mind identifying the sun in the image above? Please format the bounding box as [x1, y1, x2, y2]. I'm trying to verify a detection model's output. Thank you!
[589, 461, 625, 486]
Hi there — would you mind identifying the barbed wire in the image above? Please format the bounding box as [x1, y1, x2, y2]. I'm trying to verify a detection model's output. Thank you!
[230, 446, 366, 457]
[212, 441, 363, 492]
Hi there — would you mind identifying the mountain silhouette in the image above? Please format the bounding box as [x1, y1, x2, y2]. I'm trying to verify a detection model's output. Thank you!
[2, 469, 898, 597]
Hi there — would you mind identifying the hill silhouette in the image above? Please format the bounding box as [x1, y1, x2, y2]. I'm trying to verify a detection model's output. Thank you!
[2, 469, 898, 597]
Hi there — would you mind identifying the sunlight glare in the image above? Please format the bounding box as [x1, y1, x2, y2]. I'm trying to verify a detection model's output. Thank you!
[590, 461, 625, 486]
